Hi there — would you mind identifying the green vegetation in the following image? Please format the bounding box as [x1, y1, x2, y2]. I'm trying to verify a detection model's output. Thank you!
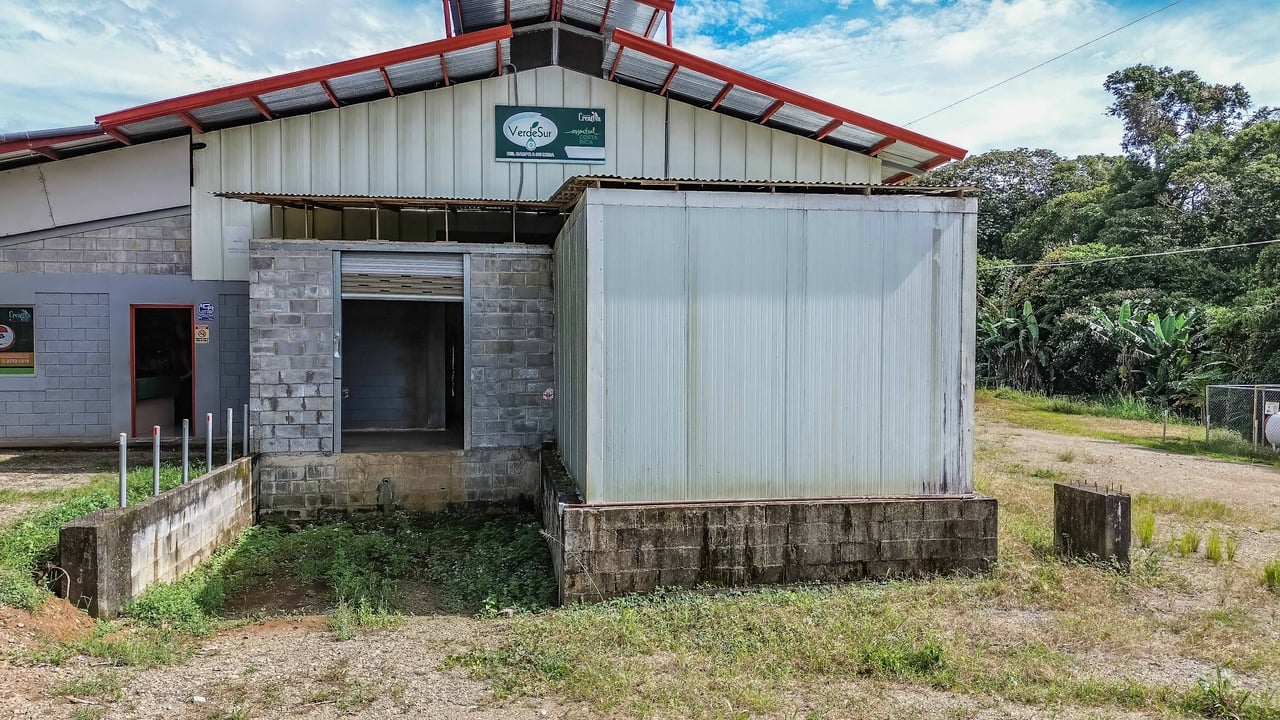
[1174, 530, 1203, 557]
[1136, 511, 1156, 548]
[1227, 536, 1241, 562]
[1206, 529, 1224, 563]
[123, 511, 555, 638]
[1182, 668, 1280, 720]
[46, 671, 126, 701]
[1265, 559, 1280, 595]
[926, 64, 1280, 411]
[0, 465, 185, 610]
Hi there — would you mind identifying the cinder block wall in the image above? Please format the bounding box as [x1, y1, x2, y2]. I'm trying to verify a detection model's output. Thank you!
[0, 292, 110, 440]
[541, 452, 997, 604]
[58, 457, 254, 617]
[251, 243, 555, 517]
[0, 212, 192, 275]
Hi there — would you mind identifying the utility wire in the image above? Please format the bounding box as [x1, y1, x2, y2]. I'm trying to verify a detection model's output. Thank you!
[993, 237, 1280, 270]
[905, 0, 1188, 127]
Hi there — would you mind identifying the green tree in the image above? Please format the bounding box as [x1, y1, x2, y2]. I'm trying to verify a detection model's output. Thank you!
[1104, 64, 1253, 164]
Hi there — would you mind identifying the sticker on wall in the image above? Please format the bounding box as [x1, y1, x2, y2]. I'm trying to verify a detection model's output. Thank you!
[0, 306, 35, 376]
[495, 105, 606, 164]
[225, 225, 251, 258]
[197, 302, 215, 321]
[194, 324, 211, 344]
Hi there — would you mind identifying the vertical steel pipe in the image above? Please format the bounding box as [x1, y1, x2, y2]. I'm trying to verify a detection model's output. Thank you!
[118, 433, 128, 508]
[206, 412, 214, 474]
[226, 408, 233, 465]
[182, 418, 190, 484]
[243, 403, 249, 457]
[152, 426, 161, 496]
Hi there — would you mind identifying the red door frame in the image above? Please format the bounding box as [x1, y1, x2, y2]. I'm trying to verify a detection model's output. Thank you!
[130, 304, 196, 438]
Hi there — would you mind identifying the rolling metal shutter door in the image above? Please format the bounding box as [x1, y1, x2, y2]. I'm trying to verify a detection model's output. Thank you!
[340, 253, 464, 301]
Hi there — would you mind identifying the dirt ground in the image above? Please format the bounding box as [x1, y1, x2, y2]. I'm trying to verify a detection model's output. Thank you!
[2, 415, 1279, 719]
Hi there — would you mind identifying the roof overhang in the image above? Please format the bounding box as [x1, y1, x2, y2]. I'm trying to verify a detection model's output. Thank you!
[445, 0, 673, 41]
[217, 176, 974, 215]
[604, 29, 967, 183]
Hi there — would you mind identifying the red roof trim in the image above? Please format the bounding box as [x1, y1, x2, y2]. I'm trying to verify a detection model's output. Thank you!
[610, 29, 967, 161]
[866, 137, 895, 156]
[96, 25, 512, 129]
[0, 131, 106, 155]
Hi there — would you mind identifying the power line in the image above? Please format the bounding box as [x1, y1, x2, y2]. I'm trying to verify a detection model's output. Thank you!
[992, 237, 1280, 270]
[905, 0, 1189, 127]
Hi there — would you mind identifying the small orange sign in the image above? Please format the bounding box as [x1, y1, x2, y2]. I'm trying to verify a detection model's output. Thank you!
[194, 324, 211, 344]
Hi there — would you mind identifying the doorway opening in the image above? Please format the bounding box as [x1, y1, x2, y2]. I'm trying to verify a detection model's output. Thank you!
[131, 306, 194, 438]
[340, 299, 464, 452]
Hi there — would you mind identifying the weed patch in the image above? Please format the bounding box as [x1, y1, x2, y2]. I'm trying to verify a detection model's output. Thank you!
[1264, 559, 1280, 594]
[0, 465, 185, 610]
[1136, 512, 1156, 548]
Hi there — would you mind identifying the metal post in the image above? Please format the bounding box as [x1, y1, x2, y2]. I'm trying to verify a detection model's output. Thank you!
[182, 419, 190, 484]
[242, 403, 250, 457]
[152, 426, 161, 496]
[226, 407, 233, 465]
[206, 412, 214, 474]
[1204, 386, 1210, 442]
[118, 433, 128, 508]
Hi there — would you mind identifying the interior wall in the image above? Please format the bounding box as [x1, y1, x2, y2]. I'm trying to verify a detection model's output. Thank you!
[340, 300, 456, 430]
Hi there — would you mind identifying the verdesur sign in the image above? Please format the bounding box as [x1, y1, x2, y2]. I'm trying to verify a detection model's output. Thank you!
[495, 105, 606, 164]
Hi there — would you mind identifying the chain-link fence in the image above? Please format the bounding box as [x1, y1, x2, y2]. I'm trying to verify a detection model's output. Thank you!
[1204, 384, 1280, 447]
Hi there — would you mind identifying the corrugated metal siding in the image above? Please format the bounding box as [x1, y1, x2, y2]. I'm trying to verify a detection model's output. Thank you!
[193, 66, 881, 280]
[587, 190, 975, 502]
[600, 204, 689, 503]
[554, 206, 589, 485]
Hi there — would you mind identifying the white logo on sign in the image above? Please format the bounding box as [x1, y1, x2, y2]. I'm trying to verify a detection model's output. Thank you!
[503, 112, 558, 151]
[0, 324, 13, 351]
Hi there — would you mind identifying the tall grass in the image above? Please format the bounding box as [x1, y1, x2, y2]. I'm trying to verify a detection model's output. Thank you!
[0, 465, 186, 610]
[1264, 559, 1280, 594]
[985, 388, 1172, 423]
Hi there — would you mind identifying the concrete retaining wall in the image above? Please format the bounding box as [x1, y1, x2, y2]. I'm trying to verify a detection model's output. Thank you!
[58, 457, 254, 617]
[540, 451, 996, 604]
[257, 448, 537, 519]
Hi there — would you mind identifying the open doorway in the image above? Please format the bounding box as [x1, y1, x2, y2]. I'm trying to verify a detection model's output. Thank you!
[131, 306, 194, 437]
[340, 300, 464, 452]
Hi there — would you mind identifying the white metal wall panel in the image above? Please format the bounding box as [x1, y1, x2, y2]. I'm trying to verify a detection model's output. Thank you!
[787, 210, 884, 497]
[686, 208, 788, 500]
[219, 126, 254, 280]
[192, 67, 882, 280]
[600, 203, 689, 503]
[339, 104, 370, 195]
[396, 93, 428, 195]
[553, 206, 589, 484]
[368, 98, 399, 196]
[191, 132, 223, 280]
[583, 189, 975, 502]
[879, 210, 942, 493]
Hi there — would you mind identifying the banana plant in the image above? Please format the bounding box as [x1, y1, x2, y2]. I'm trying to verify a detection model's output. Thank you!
[977, 299, 1051, 391]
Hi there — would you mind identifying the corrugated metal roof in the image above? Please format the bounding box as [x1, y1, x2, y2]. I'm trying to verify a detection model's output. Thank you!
[448, 0, 671, 38]
[216, 177, 976, 214]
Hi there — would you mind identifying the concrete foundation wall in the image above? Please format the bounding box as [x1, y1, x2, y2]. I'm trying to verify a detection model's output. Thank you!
[540, 452, 996, 604]
[58, 457, 254, 617]
[256, 447, 537, 518]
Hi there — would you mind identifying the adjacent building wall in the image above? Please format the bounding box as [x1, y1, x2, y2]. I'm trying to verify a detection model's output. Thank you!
[554, 189, 978, 503]
[0, 210, 192, 275]
[0, 138, 189, 238]
[192, 66, 882, 281]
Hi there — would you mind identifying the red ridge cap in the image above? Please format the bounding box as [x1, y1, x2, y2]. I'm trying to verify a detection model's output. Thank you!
[96, 25, 513, 128]
[610, 28, 967, 161]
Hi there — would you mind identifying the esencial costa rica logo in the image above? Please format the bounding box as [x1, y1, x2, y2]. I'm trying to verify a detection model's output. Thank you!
[503, 111, 559, 151]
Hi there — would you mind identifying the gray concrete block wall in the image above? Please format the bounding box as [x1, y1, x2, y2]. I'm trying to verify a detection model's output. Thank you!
[59, 457, 254, 618]
[248, 248, 335, 454]
[218, 293, 250, 416]
[0, 292, 111, 440]
[256, 447, 537, 519]
[542, 450, 997, 603]
[0, 213, 191, 275]
[468, 254, 556, 449]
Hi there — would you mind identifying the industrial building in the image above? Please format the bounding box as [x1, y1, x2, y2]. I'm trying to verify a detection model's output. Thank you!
[0, 0, 992, 599]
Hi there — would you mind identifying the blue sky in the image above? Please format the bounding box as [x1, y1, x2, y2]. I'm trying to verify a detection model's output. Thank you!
[1, 0, 1277, 158]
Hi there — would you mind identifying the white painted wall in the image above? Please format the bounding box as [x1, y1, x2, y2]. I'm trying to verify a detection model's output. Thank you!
[0, 137, 190, 238]
[193, 66, 882, 280]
